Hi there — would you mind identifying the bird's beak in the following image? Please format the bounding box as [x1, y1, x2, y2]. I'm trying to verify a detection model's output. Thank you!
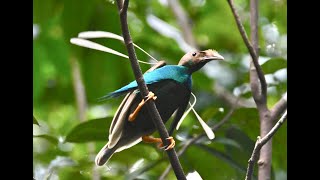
[202, 50, 224, 62]
[209, 53, 224, 60]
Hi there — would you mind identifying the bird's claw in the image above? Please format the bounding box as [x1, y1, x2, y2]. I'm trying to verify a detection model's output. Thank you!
[129, 91, 157, 122]
[144, 91, 157, 101]
[158, 137, 175, 151]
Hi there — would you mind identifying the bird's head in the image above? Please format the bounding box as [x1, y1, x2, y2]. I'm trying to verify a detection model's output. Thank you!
[178, 49, 224, 73]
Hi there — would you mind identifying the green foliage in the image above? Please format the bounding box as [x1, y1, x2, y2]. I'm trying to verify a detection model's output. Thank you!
[65, 117, 112, 143]
[33, 0, 287, 179]
[261, 58, 287, 74]
[33, 115, 40, 126]
[196, 144, 250, 178]
[33, 134, 59, 145]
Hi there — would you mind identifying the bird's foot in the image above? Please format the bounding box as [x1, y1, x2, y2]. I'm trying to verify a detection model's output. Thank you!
[128, 91, 157, 122]
[158, 137, 176, 151]
[142, 136, 176, 151]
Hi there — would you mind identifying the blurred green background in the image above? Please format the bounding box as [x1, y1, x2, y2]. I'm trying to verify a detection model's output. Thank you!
[33, 0, 287, 179]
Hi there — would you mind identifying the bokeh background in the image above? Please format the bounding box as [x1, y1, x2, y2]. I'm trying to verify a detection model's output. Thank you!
[33, 0, 287, 179]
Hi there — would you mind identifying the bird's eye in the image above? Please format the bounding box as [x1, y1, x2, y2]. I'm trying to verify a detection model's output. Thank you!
[192, 52, 197, 56]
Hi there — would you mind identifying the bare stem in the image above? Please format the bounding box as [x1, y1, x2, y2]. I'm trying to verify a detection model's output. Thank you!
[245, 110, 287, 180]
[70, 57, 100, 180]
[115, 0, 186, 179]
[167, 0, 197, 48]
[214, 83, 256, 108]
[270, 92, 287, 121]
[70, 57, 87, 122]
[227, 0, 267, 104]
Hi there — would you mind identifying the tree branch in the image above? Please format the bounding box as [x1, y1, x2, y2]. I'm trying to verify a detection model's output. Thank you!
[245, 110, 287, 180]
[167, 0, 197, 48]
[159, 101, 238, 179]
[249, 1, 274, 179]
[214, 83, 256, 108]
[270, 92, 287, 121]
[226, 1, 281, 179]
[115, 0, 186, 179]
[70, 57, 87, 122]
[249, 0, 263, 106]
[70, 57, 100, 180]
[227, 0, 267, 105]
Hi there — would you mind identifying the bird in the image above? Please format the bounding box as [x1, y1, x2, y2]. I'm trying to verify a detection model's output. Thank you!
[95, 49, 224, 166]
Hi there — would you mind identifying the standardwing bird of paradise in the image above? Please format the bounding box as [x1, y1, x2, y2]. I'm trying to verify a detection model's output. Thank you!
[94, 49, 224, 166]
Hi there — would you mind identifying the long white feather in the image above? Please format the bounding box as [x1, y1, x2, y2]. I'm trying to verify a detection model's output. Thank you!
[175, 92, 197, 130]
[176, 92, 215, 140]
[77, 31, 158, 62]
[70, 38, 155, 65]
[191, 107, 215, 140]
[78, 31, 123, 41]
[70, 38, 128, 58]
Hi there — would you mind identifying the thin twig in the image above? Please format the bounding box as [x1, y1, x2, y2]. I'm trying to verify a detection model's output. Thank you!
[227, 0, 267, 104]
[167, 0, 197, 48]
[115, 0, 186, 179]
[159, 102, 238, 179]
[249, 0, 263, 106]
[249, 0, 274, 179]
[270, 92, 287, 121]
[226, 1, 281, 179]
[70, 57, 87, 122]
[245, 110, 287, 180]
[214, 83, 256, 108]
[70, 57, 100, 180]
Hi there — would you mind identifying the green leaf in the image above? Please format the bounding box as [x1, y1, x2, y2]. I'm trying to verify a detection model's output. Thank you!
[33, 134, 59, 145]
[224, 126, 257, 178]
[33, 115, 40, 126]
[231, 108, 259, 131]
[33, 42, 49, 104]
[65, 117, 112, 143]
[225, 126, 255, 157]
[213, 137, 242, 149]
[195, 144, 255, 179]
[261, 58, 287, 74]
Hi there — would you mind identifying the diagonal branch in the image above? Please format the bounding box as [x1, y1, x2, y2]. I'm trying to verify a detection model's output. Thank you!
[214, 83, 256, 108]
[167, 0, 197, 48]
[270, 92, 287, 121]
[115, 0, 186, 179]
[159, 101, 238, 179]
[245, 110, 287, 180]
[227, 0, 267, 104]
[226, 1, 283, 179]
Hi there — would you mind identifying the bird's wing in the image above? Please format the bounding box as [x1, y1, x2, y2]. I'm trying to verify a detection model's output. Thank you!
[168, 92, 191, 136]
[108, 91, 137, 148]
[98, 65, 189, 100]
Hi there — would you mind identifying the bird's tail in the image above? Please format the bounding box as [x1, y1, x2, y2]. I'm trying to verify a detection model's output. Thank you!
[95, 143, 117, 166]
